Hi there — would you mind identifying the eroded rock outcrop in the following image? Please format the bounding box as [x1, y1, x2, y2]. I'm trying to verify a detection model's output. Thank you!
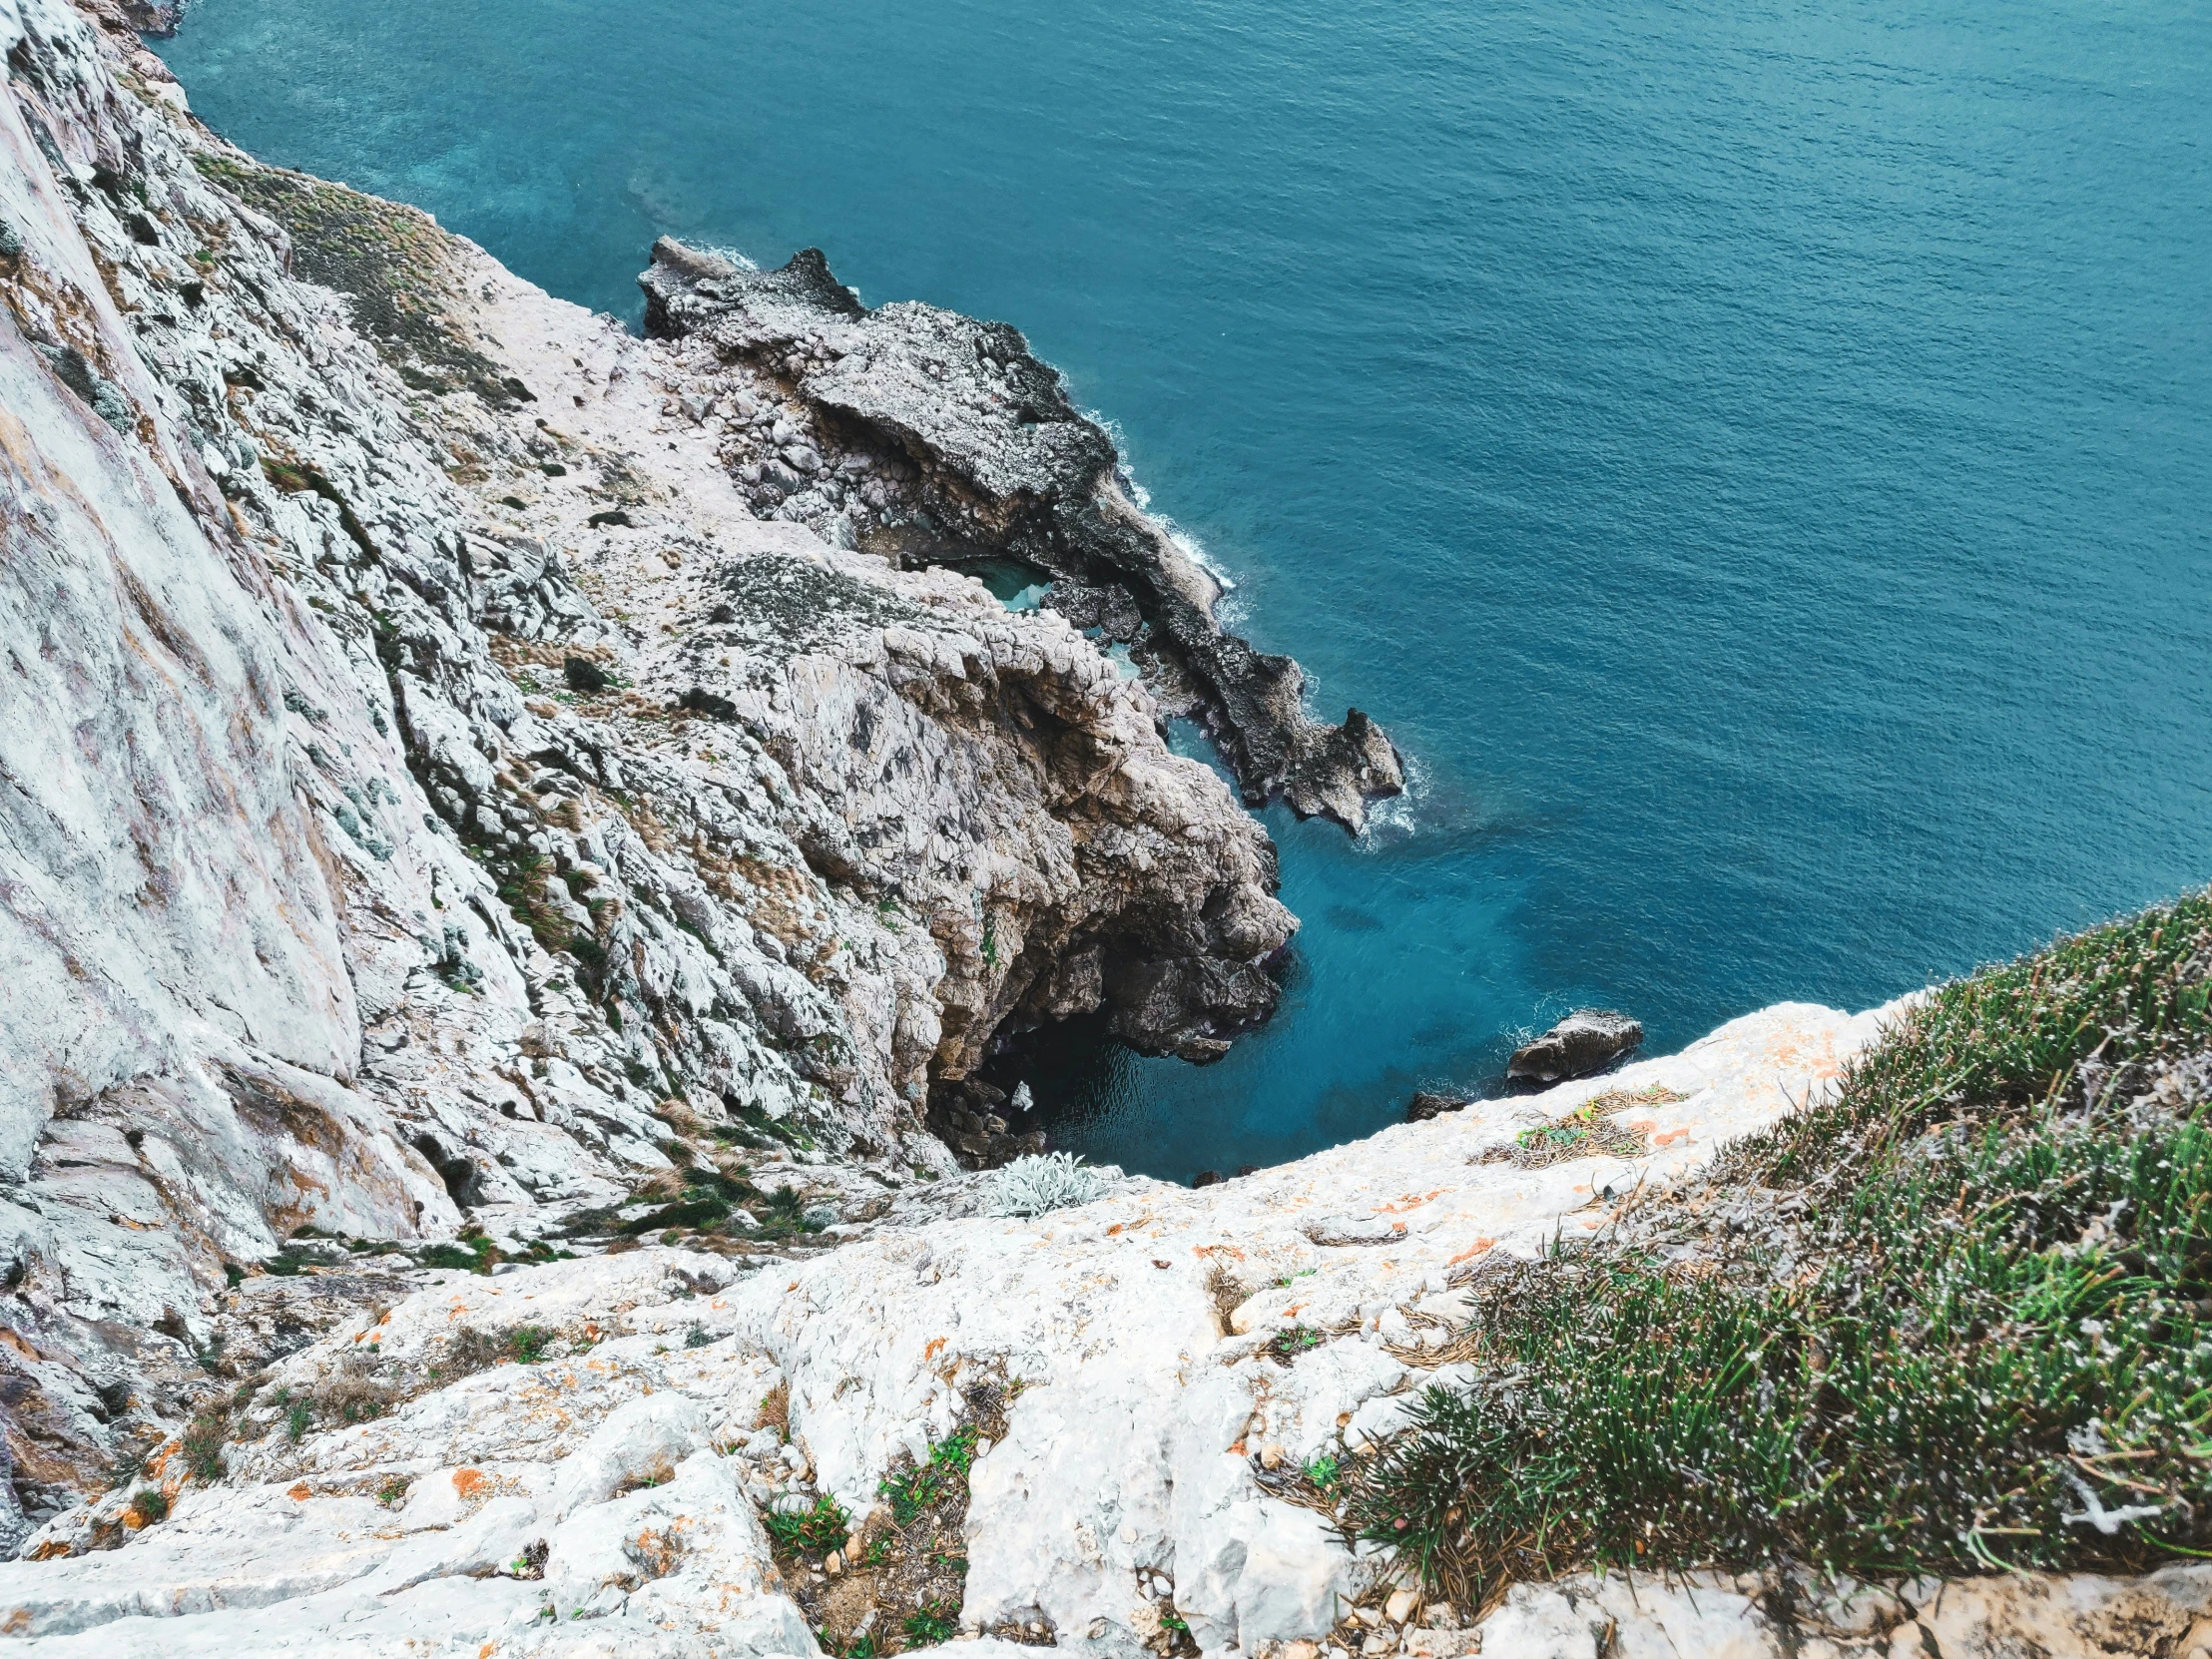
[0, 0, 1290, 1534]
[1504, 1007, 1642, 1085]
[638, 242, 1406, 833]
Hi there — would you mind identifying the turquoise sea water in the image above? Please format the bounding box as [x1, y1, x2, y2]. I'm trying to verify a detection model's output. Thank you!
[161, 0, 2212, 1182]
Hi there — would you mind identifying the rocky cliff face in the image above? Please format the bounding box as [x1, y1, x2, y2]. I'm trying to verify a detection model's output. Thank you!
[0, 0, 1293, 1528]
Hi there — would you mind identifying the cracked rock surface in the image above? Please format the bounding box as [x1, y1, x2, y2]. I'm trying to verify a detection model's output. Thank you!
[11, 998, 2209, 1656]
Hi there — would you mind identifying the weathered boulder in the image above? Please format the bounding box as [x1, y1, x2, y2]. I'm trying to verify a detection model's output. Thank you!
[1506, 1008, 1644, 1085]
[1405, 1091, 1467, 1122]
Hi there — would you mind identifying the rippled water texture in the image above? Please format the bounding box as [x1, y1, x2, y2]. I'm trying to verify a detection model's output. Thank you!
[162, 0, 2212, 1180]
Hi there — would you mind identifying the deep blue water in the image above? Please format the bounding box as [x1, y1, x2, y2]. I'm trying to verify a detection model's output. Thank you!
[161, 0, 2212, 1182]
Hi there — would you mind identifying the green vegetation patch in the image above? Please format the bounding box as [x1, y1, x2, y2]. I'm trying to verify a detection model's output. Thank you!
[879, 1425, 979, 1526]
[765, 1492, 851, 1557]
[178, 1406, 229, 1482]
[616, 1195, 730, 1236]
[902, 1603, 957, 1646]
[775, 1390, 1007, 1654]
[1346, 890, 2212, 1606]
[192, 153, 517, 403]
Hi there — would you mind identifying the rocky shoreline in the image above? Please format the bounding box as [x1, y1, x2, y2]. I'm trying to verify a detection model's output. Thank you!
[0, 0, 1301, 1528]
[4, 3, 2209, 1655]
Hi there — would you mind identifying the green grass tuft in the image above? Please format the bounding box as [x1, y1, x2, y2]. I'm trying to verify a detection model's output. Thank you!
[764, 1493, 850, 1558]
[902, 1601, 958, 1646]
[179, 1409, 229, 1482]
[878, 1426, 980, 1528]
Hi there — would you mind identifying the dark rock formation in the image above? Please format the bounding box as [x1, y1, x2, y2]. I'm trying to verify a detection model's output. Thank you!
[927, 1080, 1048, 1171]
[639, 241, 1406, 833]
[1406, 1090, 1469, 1122]
[1507, 1010, 1645, 1086]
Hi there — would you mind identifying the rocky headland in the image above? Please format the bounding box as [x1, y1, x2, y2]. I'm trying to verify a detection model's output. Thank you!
[637, 241, 1404, 834]
[2, 1, 2210, 1655]
[1, 0, 1293, 1525]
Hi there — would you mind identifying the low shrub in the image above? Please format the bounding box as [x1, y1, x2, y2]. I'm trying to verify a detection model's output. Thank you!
[178, 1409, 229, 1482]
[442, 1326, 510, 1379]
[616, 1196, 728, 1236]
[1345, 890, 2212, 1605]
[417, 1236, 502, 1273]
[982, 1152, 1115, 1218]
[313, 1374, 395, 1424]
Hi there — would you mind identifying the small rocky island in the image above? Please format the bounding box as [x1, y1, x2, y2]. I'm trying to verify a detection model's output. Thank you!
[1504, 1008, 1643, 1084]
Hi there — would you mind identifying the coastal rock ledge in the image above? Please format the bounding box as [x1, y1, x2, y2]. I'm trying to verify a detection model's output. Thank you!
[639, 240, 1405, 834]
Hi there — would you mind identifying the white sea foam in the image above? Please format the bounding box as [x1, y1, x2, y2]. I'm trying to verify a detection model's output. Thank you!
[698, 243, 760, 273]
[1357, 751, 1427, 850]
[1087, 409, 1238, 595]
[1164, 520, 1237, 596]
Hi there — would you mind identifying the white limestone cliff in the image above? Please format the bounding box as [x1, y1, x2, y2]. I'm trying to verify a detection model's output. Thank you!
[0, 0, 1286, 1519]
[3, 2, 2209, 1655]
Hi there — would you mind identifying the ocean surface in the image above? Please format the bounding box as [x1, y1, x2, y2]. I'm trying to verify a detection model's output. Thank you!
[161, 0, 2212, 1183]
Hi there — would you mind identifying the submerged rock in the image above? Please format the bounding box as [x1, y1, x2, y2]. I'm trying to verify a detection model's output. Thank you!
[1507, 1008, 1645, 1084]
[639, 239, 1406, 832]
